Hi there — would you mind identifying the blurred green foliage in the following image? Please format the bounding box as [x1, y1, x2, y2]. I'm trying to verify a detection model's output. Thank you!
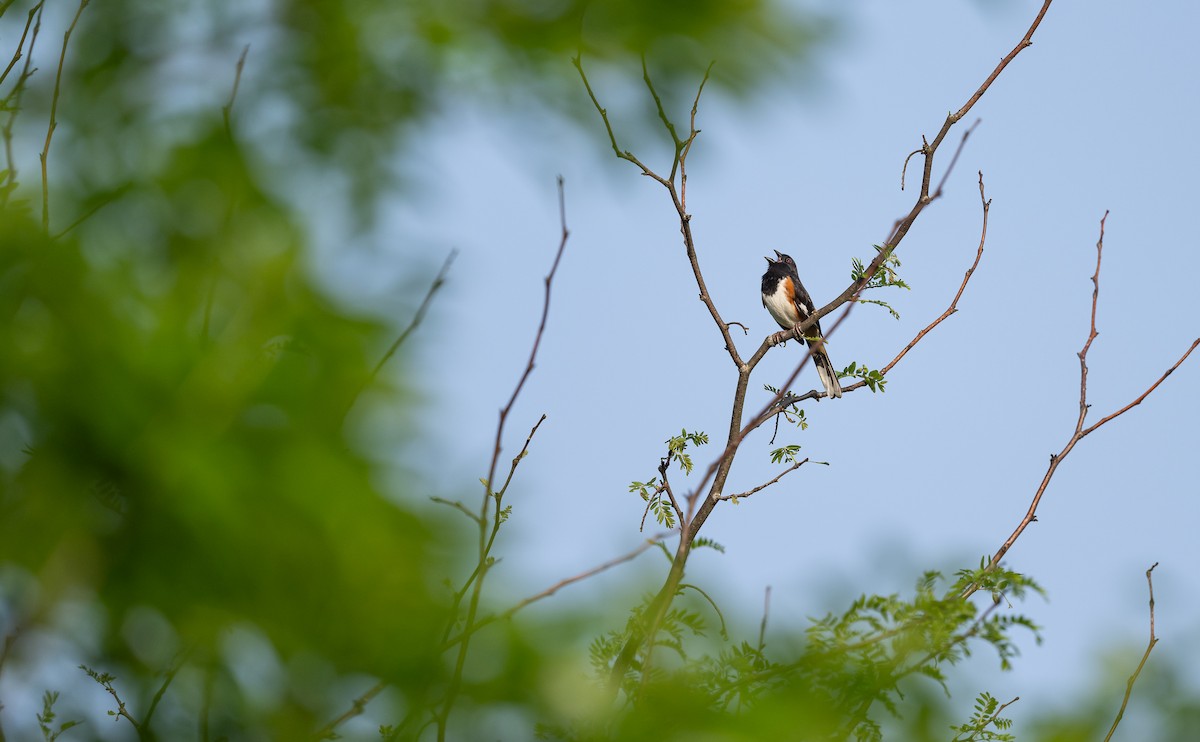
[51, 0, 829, 225]
[0, 121, 446, 721]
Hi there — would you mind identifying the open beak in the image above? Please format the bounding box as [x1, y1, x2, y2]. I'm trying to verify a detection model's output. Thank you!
[764, 255, 773, 263]
[773, 249, 784, 260]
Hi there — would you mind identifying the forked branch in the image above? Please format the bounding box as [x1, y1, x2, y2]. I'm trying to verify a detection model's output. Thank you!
[967, 217, 1198, 597]
[435, 178, 570, 741]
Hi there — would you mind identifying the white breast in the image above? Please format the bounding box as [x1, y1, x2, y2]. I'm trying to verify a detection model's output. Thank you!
[763, 290, 801, 329]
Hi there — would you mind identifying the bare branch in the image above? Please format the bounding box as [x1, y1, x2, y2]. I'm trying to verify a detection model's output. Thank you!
[142, 646, 194, 730]
[757, 586, 771, 652]
[572, 58, 669, 188]
[642, 55, 682, 149]
[0, 1, 41, 88]
[50, 187, 127, 241]
[854, 170, 990, 387]
[931, 118, 981, 199]
[315, 682, 387, 741]
[484, 179, 568, 501]
[435, 178, 570, 741]
[372, 250, 458, 381]
[680, 61, 715, 211]
[575, 57, 741, 367]
[329, 250, 459, 424]
[40, 0, 90, 233]
[969, 215, 1198, 594]
[222, 44, 250, 139]
[440, 533, 672, 651]
[2, 2, 43, 206]
[900, 139, 925, 191]
[430, 496, 483, 525]
[1082, 338, 1199, 436]
[718, 458, 811, 501]
[1103, 563, 1160, 742]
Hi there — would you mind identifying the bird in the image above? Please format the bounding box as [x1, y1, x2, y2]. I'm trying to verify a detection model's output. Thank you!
[761, 249, 842, 398]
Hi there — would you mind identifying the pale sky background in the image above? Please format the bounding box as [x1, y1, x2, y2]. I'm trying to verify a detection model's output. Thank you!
[380, 0, 1199, 737]
[3, 1, 1198, 739]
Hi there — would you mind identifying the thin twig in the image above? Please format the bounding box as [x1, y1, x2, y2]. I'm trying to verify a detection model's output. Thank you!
[638, 481, 669, 532]
[51, 186, 128, 240]
[222, 44, 250, 139]
[680, 61, 714, 210]
[571, 57, 668, 188]
[81, 666, 142, 733]
[371, 250, 458, 381]
[757, 586, 771, 652]
[899, 139, 925, 191]
[852, 170, 990, 387]
[0, 634, 12, 675]
[435, 411, 547, 740]
[931, 119, 981, 199]
[315, 682, 388, 741]
[0, 631, 16, 738]
[967, 696, 1020, 742]
[430, 497, 483, 525]
[483, 179, 568, 502]
[0, 0, 40, 88]
[657, 454, 685, 524]
[718, 458, 811, 501]
[1103, 563, 1160, 742]
[2, 2, 43, 205]
[886, 0, 1052, 252]
[39, 0, 90, 233]
[142, 646, 194, 730]
[440, 534, 671, 651]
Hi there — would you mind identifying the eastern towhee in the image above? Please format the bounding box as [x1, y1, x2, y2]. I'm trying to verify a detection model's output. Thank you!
[761, 250, 843, 399]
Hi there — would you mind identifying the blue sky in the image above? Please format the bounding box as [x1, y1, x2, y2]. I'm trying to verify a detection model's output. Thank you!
[379, 0, 1199, 734]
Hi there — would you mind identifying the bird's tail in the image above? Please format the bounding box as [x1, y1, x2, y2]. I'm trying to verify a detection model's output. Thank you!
[812, 348, 843, 399]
